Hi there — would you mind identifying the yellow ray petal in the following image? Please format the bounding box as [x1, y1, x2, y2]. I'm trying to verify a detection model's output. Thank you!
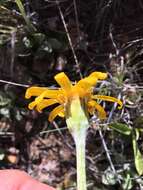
[27, 90, 60, 111]
[76, 71, 107, 90]
[48, 105, 64, 122]
[54, 72, 72, 91]
[89, 72, 107, 80]
[58, 110, 65, 117]
[92, 95, 123, 109]
[25, 87, 60, 99]
[88, 100, 106, 119]
[34, 90, 50, 105]
[36, 99, 58, 112]
[28, 101, 37, 110]
[76, 76, 97, 89]
[25, 87, 48, 99]
[33, 89, 61, 106]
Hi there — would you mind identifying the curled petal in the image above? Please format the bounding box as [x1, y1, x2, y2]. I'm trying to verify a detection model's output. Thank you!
[76, 71, 107, 91]
[58, 110, 65, 117]
[42, 89, 61, 99]
[36, 99, 58, 112]
[48, 105, 64, 122]
[88, 100, 106, 119]
[89, 72, 107, 80]
[25, 87, 48, 99]
[54, 72, 72, 91]
[76, 76, 97, 89]
[27, 89, 60, 111]
[28, 101, 37, 110]
[34, 91, 49, 105]
[92, 95, 123, 109]
[33, 90, 61, 107]
[26, 87, 60, 99]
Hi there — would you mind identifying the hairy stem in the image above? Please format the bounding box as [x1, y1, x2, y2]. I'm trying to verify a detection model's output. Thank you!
[66, 97, 88, 190]
[75, 131, 87, 190]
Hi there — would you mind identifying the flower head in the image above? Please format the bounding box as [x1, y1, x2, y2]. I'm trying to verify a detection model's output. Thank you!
[25, 72, 123, 122]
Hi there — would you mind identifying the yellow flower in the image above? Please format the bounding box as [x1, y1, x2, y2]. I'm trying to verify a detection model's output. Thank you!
[25, 72, 123, 122]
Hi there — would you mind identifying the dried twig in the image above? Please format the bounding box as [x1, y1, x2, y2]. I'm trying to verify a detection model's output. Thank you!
[56, 0, 82, 78]
[0, 79, 29, 88]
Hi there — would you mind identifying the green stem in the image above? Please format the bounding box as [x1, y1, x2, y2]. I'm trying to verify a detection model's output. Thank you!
[73, 129, 87, 190]
[65, 97, 88, 190]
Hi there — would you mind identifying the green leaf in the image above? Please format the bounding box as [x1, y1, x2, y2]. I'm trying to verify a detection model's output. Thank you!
[48, 38, 62, 50]
[32, 33, 46, 45]
[109, 123, 132, 135]
[39, 41, 53, 53]
[132, 135, 143, 175]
